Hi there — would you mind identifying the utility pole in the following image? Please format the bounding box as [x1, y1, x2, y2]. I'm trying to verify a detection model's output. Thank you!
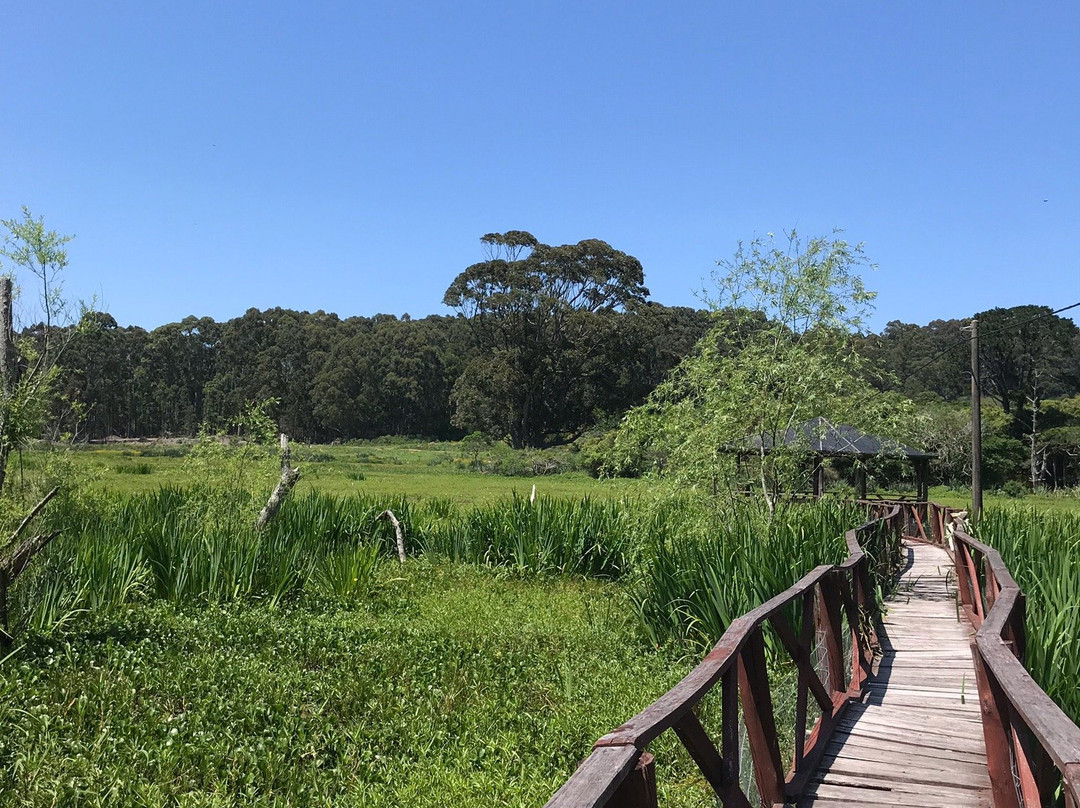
[970, 318, 983, 521]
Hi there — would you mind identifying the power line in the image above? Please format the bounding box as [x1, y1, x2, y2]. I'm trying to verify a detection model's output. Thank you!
[975, 300, 1080, 342]
[874, 300, 1080, 393]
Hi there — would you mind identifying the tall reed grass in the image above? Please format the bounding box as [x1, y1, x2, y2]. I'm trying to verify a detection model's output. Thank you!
[629, 499, 863, 651]
[10, 490, 636, 631]
[975, 508, 1080, 724]
[11, 487, 870, 656]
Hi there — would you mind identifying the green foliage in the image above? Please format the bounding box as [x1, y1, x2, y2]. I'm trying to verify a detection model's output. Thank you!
[0, 208, 81, 490]
[910, 401, 970, 487]
[614, 231, 914, 509]
[114, 462, 154, 475]
[630, 499, 862, 651]
[982, 435, 1027, 489]
[998, 480, 1027, 499]
[310, 543, 381, 603]
[0, 207, 74, 332]
[419, 495, 632, 577]
[0, 567, 706, 807]
[976, 305, 1079, 420]
[180, 399, 280, 532]
[0, 452, 899, 806]
[457, 442, 576, 477]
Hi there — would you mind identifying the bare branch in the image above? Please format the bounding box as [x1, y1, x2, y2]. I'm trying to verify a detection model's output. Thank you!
[0, 486, 59, 557]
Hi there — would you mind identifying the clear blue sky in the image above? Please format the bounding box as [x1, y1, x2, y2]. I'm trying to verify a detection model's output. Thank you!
[3, 2, 1078, 332]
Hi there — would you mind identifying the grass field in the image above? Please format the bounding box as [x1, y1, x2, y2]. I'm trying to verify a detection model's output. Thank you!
[927, 485, 1080, 513]
[30, 440, 1079, 512]
[39, 440, 646, 505]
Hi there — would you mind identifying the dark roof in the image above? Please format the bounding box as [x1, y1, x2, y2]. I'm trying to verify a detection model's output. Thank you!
[752, 416, 933, 459]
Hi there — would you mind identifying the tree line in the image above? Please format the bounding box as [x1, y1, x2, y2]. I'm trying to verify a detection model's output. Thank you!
[49, 304, 713, 443]
[19, 222, 1080, 494]
[49, 301, 1080, 446]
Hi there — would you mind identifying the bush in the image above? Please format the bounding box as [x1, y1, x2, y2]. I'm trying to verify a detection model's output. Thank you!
[998, 480, 1028, 499]
[294, 447, 335, 463]
[114, 463, 154, 475]
[576, 430, 619, 478]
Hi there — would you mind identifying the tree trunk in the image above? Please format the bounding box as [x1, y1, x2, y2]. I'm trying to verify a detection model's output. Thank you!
[379, 510, 407, 563]
[256, 435, 300, 530]
[0, 278, 16, 496]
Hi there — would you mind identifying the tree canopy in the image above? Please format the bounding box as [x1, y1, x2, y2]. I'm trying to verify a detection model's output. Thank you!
[976, 305, 1079, 418]
[443, 231, 649, 448]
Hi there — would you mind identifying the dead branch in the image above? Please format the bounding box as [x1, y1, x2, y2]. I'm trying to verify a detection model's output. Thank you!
[256, 434, 301, 530]
[1, 486, 59, 557]
[379, 510, 406, 563]
[2, 532, 61, 582]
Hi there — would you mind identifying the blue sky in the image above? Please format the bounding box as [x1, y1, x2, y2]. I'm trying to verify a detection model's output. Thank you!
[3, 2, 1077, 332]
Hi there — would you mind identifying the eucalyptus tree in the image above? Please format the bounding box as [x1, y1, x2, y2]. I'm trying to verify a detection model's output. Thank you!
[976, 305, 1078, 420]
[444, 231, 649, 448]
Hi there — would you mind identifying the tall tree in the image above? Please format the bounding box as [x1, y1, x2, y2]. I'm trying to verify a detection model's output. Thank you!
[977, 305, 1079, 420]
[444, 231, 648, 448]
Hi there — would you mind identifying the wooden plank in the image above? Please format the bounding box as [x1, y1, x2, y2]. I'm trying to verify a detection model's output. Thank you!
[827, 728, 989, 762]
[816, 753, 990, 789]
[802, 541, 993, 807]
[802, 781, 988, 807]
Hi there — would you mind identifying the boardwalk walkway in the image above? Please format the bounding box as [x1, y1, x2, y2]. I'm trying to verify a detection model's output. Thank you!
[801, 540, 992, 807]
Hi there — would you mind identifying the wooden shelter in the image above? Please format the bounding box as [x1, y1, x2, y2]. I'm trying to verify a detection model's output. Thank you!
[753, 416, 933, 500]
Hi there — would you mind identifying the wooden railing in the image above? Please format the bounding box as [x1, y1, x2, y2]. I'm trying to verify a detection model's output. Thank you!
[928, 503, 1080, 808]
[544, 504, 905, 808]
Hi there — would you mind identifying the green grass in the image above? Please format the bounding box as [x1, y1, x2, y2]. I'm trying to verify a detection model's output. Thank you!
[49, 442, 1080, 511]
[0, 563, 720, 807]
[0, 481, 888, 806]
[927, 485, 1080, 513]
[9, 444, 1058, 806]
[49, 441, 646, 505]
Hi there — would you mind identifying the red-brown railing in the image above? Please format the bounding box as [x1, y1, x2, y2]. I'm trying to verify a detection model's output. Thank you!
[928, 503, 1080, 808]
[544, 504, 905, 808]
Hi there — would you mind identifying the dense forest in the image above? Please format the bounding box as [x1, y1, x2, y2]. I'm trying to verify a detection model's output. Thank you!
[49, 304, 714, 443]
[47, 302, 1077, 437]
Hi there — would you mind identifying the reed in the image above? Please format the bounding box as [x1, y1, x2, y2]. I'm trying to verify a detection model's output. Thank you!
[628, 500, 863, 651]
[975, 508, 1080, 724]
[10, 487, 865, 658]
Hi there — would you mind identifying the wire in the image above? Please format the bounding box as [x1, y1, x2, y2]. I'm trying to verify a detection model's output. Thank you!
[975, 300, 1080, 342]
[873, 300, 1080, 393]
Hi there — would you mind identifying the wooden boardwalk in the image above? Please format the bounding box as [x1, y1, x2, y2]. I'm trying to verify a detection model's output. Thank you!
[800, 540, 992, 807]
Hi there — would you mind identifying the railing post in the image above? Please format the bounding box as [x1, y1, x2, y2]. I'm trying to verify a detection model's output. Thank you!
[985, 558, 998, 613]
[608, 752, 658, 808]
[738, 632, 785, 806]
[839, 564, 872, 691]
[817, 575, 846, 694]
[1006, 592, 1027, 662]
[721, 666, 740, 795]
[971, 642, 1022, 808]
[794, 589, 814, 770]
